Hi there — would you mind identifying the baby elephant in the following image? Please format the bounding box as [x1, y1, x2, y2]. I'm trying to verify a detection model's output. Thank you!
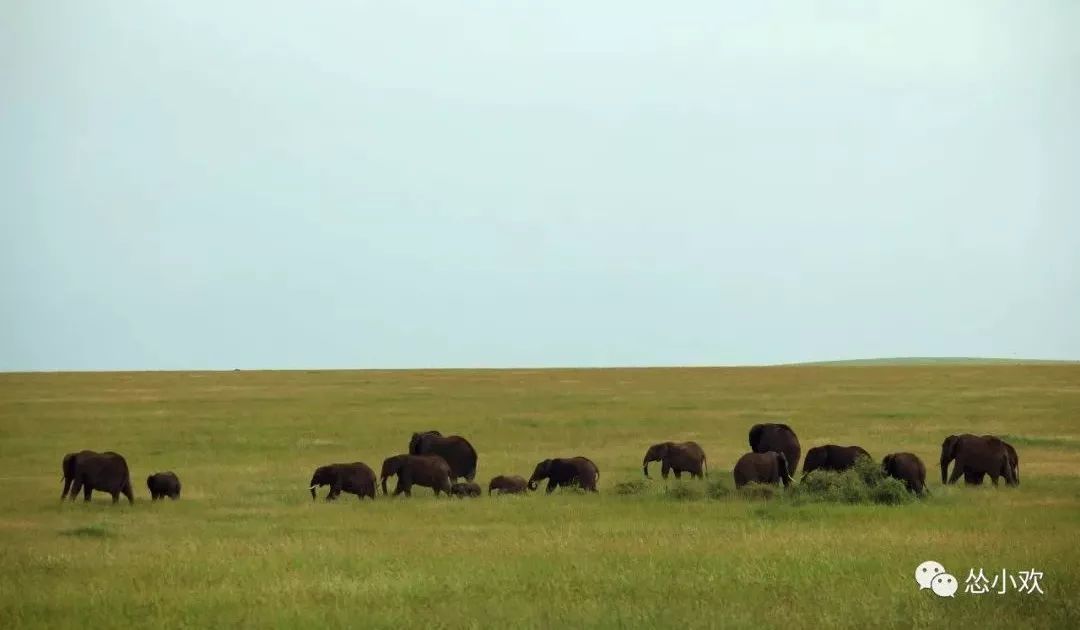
[488, 475, 528, 495]
[733, 451, 792, 488]
[309, 462, 377, 501]
[802, 445, 871, 477]
[147, 471, 181, 500]
[882, 452, 928, 496]
[450, 481, 481, 498]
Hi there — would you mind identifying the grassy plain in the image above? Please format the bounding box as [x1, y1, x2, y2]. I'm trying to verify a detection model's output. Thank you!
[1, 365, 1078, 629]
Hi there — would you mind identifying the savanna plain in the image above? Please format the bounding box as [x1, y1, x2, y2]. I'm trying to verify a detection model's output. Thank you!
[1, 365, 1078, 629]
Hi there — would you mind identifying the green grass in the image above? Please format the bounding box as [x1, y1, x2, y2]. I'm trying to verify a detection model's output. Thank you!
[1, 365, 1079, 628]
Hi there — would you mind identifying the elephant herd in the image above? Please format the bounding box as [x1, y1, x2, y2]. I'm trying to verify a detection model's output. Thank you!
[730, 423, 1020, 495]
[58, 425, 1021, 505]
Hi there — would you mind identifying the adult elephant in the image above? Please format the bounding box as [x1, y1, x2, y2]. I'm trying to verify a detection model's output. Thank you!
[940, 434, 1017, 486]
[749, 423, 801, 474]
[733, 451, 792, 488]
[309, 462, 377, 501]
[642, 441, 707, 479]
[61, 450, 98, 500]
[802, 445, 871, 477]
[408, 431, 478, 482]
[380, 454, 453, 497]
[881, 452, 927, 495]
[527, 457, 599, 493]
[64, 451, 133, 504]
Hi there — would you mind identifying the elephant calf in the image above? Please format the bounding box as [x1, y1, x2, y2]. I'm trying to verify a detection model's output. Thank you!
[450, 482, 481, 498]
[380, 454, 453, 497]
[881, 453, 927, 495]
[527, 457, 599, 493]
[488, 475, 528, 495]
[310, 462, 377, 501]
[802, 445, 871, 477]
[733, 451, 792, 488]
[147, 471, 181, 500]
[642, 441, 707, 479]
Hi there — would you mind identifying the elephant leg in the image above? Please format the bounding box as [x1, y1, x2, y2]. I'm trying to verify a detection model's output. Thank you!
[82, 485, 92, 502]
[111, 491, 120, 504]
[546, 480, 557, 494]
[947, 465, 965, 485]
[661, 462, 670, 480]
[674, 469, 683, 479]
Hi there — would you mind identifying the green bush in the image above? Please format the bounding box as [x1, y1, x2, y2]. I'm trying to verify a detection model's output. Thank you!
[792, 457, 916, 505]
[705, 478, 733, 499]
[613, 480, 649, 496]
[666, 482, 703, 501]
[737, 483, 777, 501]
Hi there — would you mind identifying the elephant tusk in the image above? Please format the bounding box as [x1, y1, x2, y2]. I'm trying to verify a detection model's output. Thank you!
[308, 485, 318, 490]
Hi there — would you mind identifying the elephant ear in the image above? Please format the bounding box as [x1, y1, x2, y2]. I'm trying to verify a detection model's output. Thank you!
[749, 424, 764, 451]
[882, 455, 894, 474]
[941, 435, 960, 460]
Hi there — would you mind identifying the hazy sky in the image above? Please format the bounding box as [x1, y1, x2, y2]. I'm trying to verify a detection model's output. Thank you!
[2, 2, 1078, 371]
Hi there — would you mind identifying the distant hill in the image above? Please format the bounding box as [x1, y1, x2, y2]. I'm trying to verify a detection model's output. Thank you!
[787, 357, 1078, 367]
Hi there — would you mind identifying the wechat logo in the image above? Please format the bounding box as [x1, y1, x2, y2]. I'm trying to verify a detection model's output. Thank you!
[915, 561, 958, 598]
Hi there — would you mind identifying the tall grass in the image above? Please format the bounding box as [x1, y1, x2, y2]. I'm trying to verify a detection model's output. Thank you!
[0, 365, 1078, 628]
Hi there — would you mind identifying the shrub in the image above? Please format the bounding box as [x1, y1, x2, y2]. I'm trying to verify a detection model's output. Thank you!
[705, 478, 733, 499]
[791, 457, 916, 505]
[666, 482, 703, 501]
[613, 480, 649, 496]
[738, 483, 777, 501]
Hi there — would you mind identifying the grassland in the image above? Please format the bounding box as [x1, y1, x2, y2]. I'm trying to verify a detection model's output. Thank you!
[1, 365, 1078, 629]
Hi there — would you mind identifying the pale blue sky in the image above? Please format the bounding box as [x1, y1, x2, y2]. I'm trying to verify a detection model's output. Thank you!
[2, 2, 1078, 371]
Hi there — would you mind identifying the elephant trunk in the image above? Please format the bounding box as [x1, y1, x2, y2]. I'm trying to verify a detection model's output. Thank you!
[526, 480, 538, 491]
[939, 456, 950, 485]
[642, 460, 650, 478]
[381, 476, 389, 495]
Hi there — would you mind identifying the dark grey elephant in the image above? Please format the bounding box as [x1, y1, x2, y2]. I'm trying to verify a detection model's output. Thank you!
[408, 431, 478, 481]
[749, 423, 802, 473]
[940, 434, 1016, 486]
[642, 441, 707, 479]
[62, 450, 133, 504]
[733, 451, 792, 488]
[802, 445, 871, 477]
[881, 452, 927, 495]
[147, 471, 181, 500]
[380, 454, 453, 497]
[309, 462, 377, 500]
[527, 457, 599, 493]
[450, 481, 481, 498]
[488, 475, 528, 495]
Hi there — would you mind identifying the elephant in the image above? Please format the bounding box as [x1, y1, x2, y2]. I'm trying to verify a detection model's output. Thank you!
[408, 431, 478, 482]
[488, 475, 528, 495]
[749, 423, 802, 473]
[881, 453, 927, 495]
[61, 450, 98, 500]
[940, 434, 1017, 486]
[733, 451, 792, 488]
[802, 445, 871, 477]
[642, 441, 707, 479]
[380, 454, 453, 497]
[527, 457, 599, 493]
[309, 462, 377, 501]
[147, 471, 181, 500]
[63, 450, 133, 504]
[450, 482, 482, 498]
